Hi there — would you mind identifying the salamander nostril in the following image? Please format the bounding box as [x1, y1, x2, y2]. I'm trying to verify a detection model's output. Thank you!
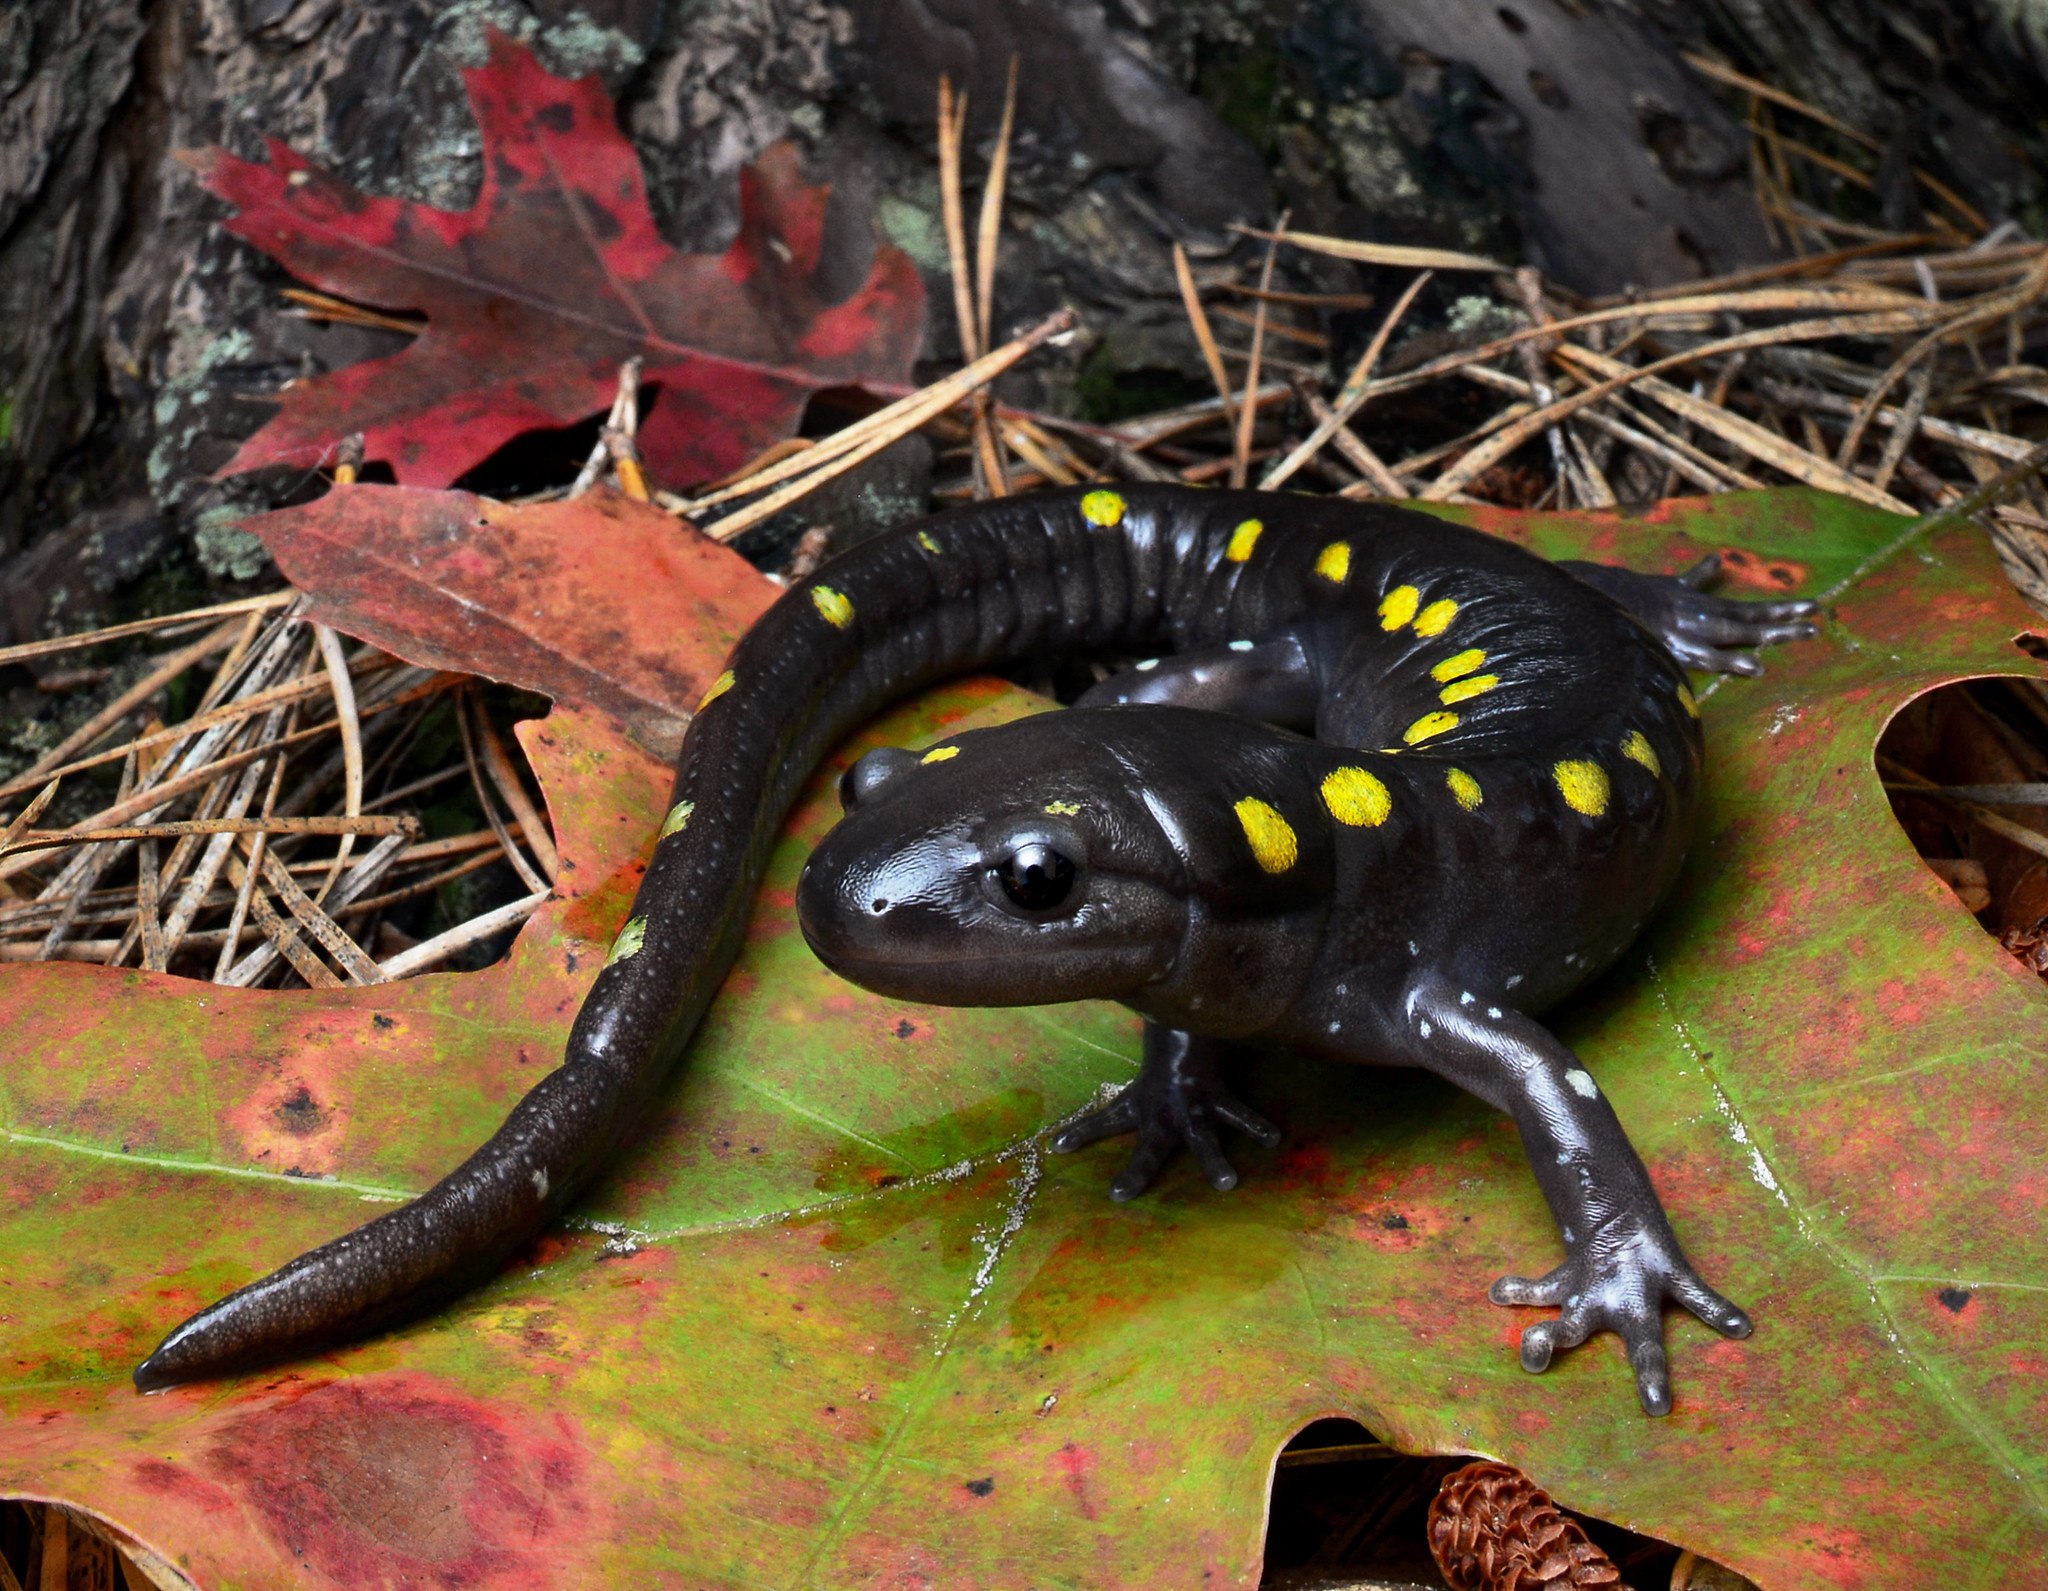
[871, 897, 889, 914]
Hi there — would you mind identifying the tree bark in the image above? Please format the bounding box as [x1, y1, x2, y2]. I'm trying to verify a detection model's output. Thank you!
[0, 0, 2041, 645]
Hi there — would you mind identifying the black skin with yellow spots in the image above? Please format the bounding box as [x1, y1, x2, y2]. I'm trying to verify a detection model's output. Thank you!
[134, 487, 1815, 1412]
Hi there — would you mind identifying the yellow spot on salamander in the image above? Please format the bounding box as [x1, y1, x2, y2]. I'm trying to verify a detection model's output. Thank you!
[1439, 674, 1498, 705]
[697, 669, 734, 711]
[1430, 648, 1486, 683]
[606, 916, 647, 967]
[1623, 730, 1662, 776]
[1446, 768, 1483, 810]
[811, 585, 854, 628]
[1081, 489, 1127, 527]
[1226, 519, 1264, 561]
[1415, 598, 1459, 637]
[1403, 710, 1459, 745]
[1044, 800, 1082, 816]
[658, 799, 695, 839]
[1233, 797, 1299, 873]
[1554, 759, 1611, 817]
[917, 531, 941, 554]
[1676, 680, 1700, 718]
[1378, 583, 1418, 628]
[1321, 766, 1391, 827]
[921, 746, 960, 765]
[1314, 542, 1352, 585]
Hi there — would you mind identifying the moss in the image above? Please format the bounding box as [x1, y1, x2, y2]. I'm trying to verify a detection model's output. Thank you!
[1444, 295, 1523, 341]
[146, 327, 255, 497]
[1071, 343, 1209, 425]
[876, 193, 949, 276]
[436, 1, 647, 75]
[1196, 39, 1285, 159]
[191, 504, 272, 584]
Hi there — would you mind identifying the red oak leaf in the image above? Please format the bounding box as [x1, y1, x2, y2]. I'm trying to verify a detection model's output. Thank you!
[191, 33, 925, 488]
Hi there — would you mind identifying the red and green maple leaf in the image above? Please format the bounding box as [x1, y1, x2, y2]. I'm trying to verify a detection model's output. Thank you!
[0, 485, 2043, 1588]
[191, 33, 925, 488]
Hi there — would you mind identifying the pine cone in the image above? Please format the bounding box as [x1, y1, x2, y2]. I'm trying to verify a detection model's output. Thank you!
[1427, 1461, 1631, 1591]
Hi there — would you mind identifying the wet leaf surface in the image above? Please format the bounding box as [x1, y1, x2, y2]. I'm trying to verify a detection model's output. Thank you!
[1, 487, 2042, 1589]
[192, 34, 924, 490]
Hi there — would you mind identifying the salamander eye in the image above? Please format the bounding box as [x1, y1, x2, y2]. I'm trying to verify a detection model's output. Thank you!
[995, 842, 1076, 914]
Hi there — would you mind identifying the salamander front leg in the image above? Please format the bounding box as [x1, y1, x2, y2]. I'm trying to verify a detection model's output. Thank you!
[1397, 980, 1751, 1415]
[1048, 1025, 1280, 1200]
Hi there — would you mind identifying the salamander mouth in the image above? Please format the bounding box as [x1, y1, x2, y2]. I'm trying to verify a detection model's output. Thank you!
[798, 915, 1171, 1007]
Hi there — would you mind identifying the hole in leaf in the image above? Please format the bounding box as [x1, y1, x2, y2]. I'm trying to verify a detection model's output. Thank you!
[1878, 674, 2048, 982]
[448, 385, 664, 499]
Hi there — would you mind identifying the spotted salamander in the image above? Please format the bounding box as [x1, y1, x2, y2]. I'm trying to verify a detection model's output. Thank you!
[136, 485, 1814, 1411]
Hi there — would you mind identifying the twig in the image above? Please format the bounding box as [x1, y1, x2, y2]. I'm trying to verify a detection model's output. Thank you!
[0, 813, 419, 860]
[1868, 364, 1933, 494]
[938, 74, 978, 364]
[10, 620, 244, 789]
[1173, 242, 1239, 433]
[470, 701, 558, 881]
[458, 688, 548, 896]
[1262, 270, 1431, 491]
[975, 57, 1019, 356]
[311, 623, 362, 902]
[1682, 51, 1989, 234]
[0, 592, 295, 670]
[569, 359, 644, 497]
[605, 427, 651, 502]
[378, 888, 550, 979]
[696, 310, 1075, 541]
[1294, 384, 1409, 497]
[1231, 224, 1503, 273]
[0, 780, 60, 853]
[1430, 315, 1927, 507]
[258, 845, 385, 984]
[1820, 435, 2048, 601]
[1231, 213, 1287, 489]
[280, 288, 423, 336]
[1836, 251, 2048, 467]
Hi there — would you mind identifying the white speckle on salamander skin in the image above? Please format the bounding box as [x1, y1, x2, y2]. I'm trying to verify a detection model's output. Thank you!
[1565, 1069, 1598, 1098]
[1563, 1227, 1575, 1245]
[532, 1167, 549, 1200]
[1136, 658, 1159, 670]
[1419, 1019, 1433, 1038]
[1459, 991, 1474, 1006]
[1335, 983, 1347, 996]
[1408, 940, 1419, 956]
[1488, 1007, 1502, 1019]
[1328, 1021, 1341, 1034]
[1229, 639, 1254, 651]
[1506, 973, 1523, 988]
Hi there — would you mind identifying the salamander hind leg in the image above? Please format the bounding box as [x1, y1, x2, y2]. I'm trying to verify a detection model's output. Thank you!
[1048, 1025, 1280, 1200]
[1559, 555, 1817, 675]
[1396, 979, 1751, 1415]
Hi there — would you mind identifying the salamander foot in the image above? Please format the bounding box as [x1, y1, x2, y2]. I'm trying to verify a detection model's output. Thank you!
[1047, 1026, 1279, 1201]
[1489, 1212, 1753, 1416]
[1562, 553, 1818, 675]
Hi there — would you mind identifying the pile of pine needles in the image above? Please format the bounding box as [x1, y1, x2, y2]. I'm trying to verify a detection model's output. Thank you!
[0, 580, 553, 987]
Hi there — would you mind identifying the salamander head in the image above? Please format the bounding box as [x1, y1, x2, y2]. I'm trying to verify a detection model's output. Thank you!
[797, 714, 1190, 1006]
